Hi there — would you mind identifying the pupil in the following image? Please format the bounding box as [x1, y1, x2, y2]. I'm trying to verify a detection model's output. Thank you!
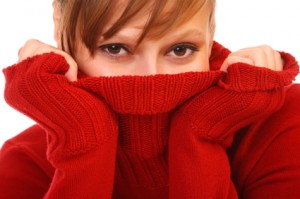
[174, 46, 186, 56]
[108, 45, 121, 54]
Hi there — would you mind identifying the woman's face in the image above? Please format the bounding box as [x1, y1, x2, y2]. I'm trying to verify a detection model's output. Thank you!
[60, 3, 214, 76]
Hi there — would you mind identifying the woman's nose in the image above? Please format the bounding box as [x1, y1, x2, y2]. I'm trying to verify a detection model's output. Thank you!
[136, 54, 159, 75]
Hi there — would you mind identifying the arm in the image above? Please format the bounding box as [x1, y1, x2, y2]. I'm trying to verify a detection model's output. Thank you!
[168, 46, 299, 199]
[0, 130, 52, 199]
[245, 127, 300, 199]
[3, 41, 119, 198]
[235, 85, 300, 199]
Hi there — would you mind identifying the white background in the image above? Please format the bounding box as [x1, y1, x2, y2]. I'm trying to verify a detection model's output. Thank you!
[0, 0, 299, 147]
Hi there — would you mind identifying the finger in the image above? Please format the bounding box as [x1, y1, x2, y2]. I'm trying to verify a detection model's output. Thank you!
[18, 39, 78, 81]
[18, 39, 38, 62]
[220, 55, 255, 72]
[274, 51, 284, 71]
[258, 45, 274, 69]
[230, 45, 283, 71]
[254, 46, 283, 71]
[18, 47, 23, 57]
[257, 45, 276, 70]
[230, 47, 268, 68]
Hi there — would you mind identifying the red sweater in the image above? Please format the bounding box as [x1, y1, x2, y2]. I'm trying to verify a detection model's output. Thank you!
[1, 42, 300, 199]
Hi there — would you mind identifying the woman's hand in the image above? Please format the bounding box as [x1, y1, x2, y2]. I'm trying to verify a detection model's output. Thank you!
[18, 39, 78, 81]
[221, 45, 283, 72]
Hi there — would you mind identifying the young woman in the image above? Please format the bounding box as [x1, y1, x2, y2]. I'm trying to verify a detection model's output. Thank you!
[1, 0, 299, 198]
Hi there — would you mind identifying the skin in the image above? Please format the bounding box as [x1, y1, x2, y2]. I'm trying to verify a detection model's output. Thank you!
[17, 1, 283, 81]
[74, 1, 214, 77]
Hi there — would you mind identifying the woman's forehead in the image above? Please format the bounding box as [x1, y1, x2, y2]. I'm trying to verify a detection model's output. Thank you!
[57, 0, 214, 55]
[101, 0, 212, 40]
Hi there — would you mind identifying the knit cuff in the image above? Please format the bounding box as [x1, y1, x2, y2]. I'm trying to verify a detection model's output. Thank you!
[218, 52, 299, 92]
[209, 41, 231, 71]
[3, 52, 118, 158]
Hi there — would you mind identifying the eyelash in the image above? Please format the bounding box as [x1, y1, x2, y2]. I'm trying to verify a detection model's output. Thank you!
[99, 43, 131, 58]
[166, 43, 199, 58]
[98, 43, 199, 60]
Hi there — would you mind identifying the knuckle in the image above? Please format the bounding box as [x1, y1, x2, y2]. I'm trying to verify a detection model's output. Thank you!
[22, 39, 41, 53]
[24, 39, 40, 46]
[259, 44, 273, 52]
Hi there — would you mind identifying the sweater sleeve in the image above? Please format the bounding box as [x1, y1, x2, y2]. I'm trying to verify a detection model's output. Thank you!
[230, 84, 300, 199]
[168, 51, 299, 198]
[3, 53, 119, 199]
[0, 126, 52, 199]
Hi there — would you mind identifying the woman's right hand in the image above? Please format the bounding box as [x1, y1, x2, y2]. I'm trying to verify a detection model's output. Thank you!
[18, 39, 78, 81]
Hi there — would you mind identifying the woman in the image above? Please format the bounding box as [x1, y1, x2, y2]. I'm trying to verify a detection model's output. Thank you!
[1, 0, 299, 198]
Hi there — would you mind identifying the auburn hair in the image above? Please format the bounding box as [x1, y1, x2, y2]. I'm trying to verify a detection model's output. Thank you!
[55, 0, 216, 57]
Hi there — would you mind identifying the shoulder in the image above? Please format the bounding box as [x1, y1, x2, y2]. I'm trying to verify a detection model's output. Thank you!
[0, 124, 53, 176]
[229, 84, 300, 198]
[0, 125, 54, 199]
[2, 124, 47, 155]
[231, 84, 300, 161]
[269, 83, 300, 128]
[271, 83, 300, 129]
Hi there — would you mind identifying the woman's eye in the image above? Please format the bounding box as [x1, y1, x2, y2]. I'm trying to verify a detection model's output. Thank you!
[167, 44, 198, 58]
[100, 44, 129, 56]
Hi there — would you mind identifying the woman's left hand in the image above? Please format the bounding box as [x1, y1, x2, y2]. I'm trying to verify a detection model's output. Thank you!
[221, 45, 283, 72]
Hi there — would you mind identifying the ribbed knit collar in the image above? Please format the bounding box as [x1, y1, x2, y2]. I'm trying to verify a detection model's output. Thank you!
[78, 71, 224, 114]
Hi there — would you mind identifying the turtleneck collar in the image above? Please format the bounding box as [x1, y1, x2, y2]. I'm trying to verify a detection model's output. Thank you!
[76, 71, 224, 114]
[74, 42, 230, 114]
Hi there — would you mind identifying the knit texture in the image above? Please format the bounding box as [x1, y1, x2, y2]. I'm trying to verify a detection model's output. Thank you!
[220, 52, 299, 91]
[166, 46, 299, 199]
[1, 41, 299, 199]
[3, 53, 119, 198]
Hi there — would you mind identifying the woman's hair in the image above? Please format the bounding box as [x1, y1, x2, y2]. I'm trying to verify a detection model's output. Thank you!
[55, 0, 216, 57]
